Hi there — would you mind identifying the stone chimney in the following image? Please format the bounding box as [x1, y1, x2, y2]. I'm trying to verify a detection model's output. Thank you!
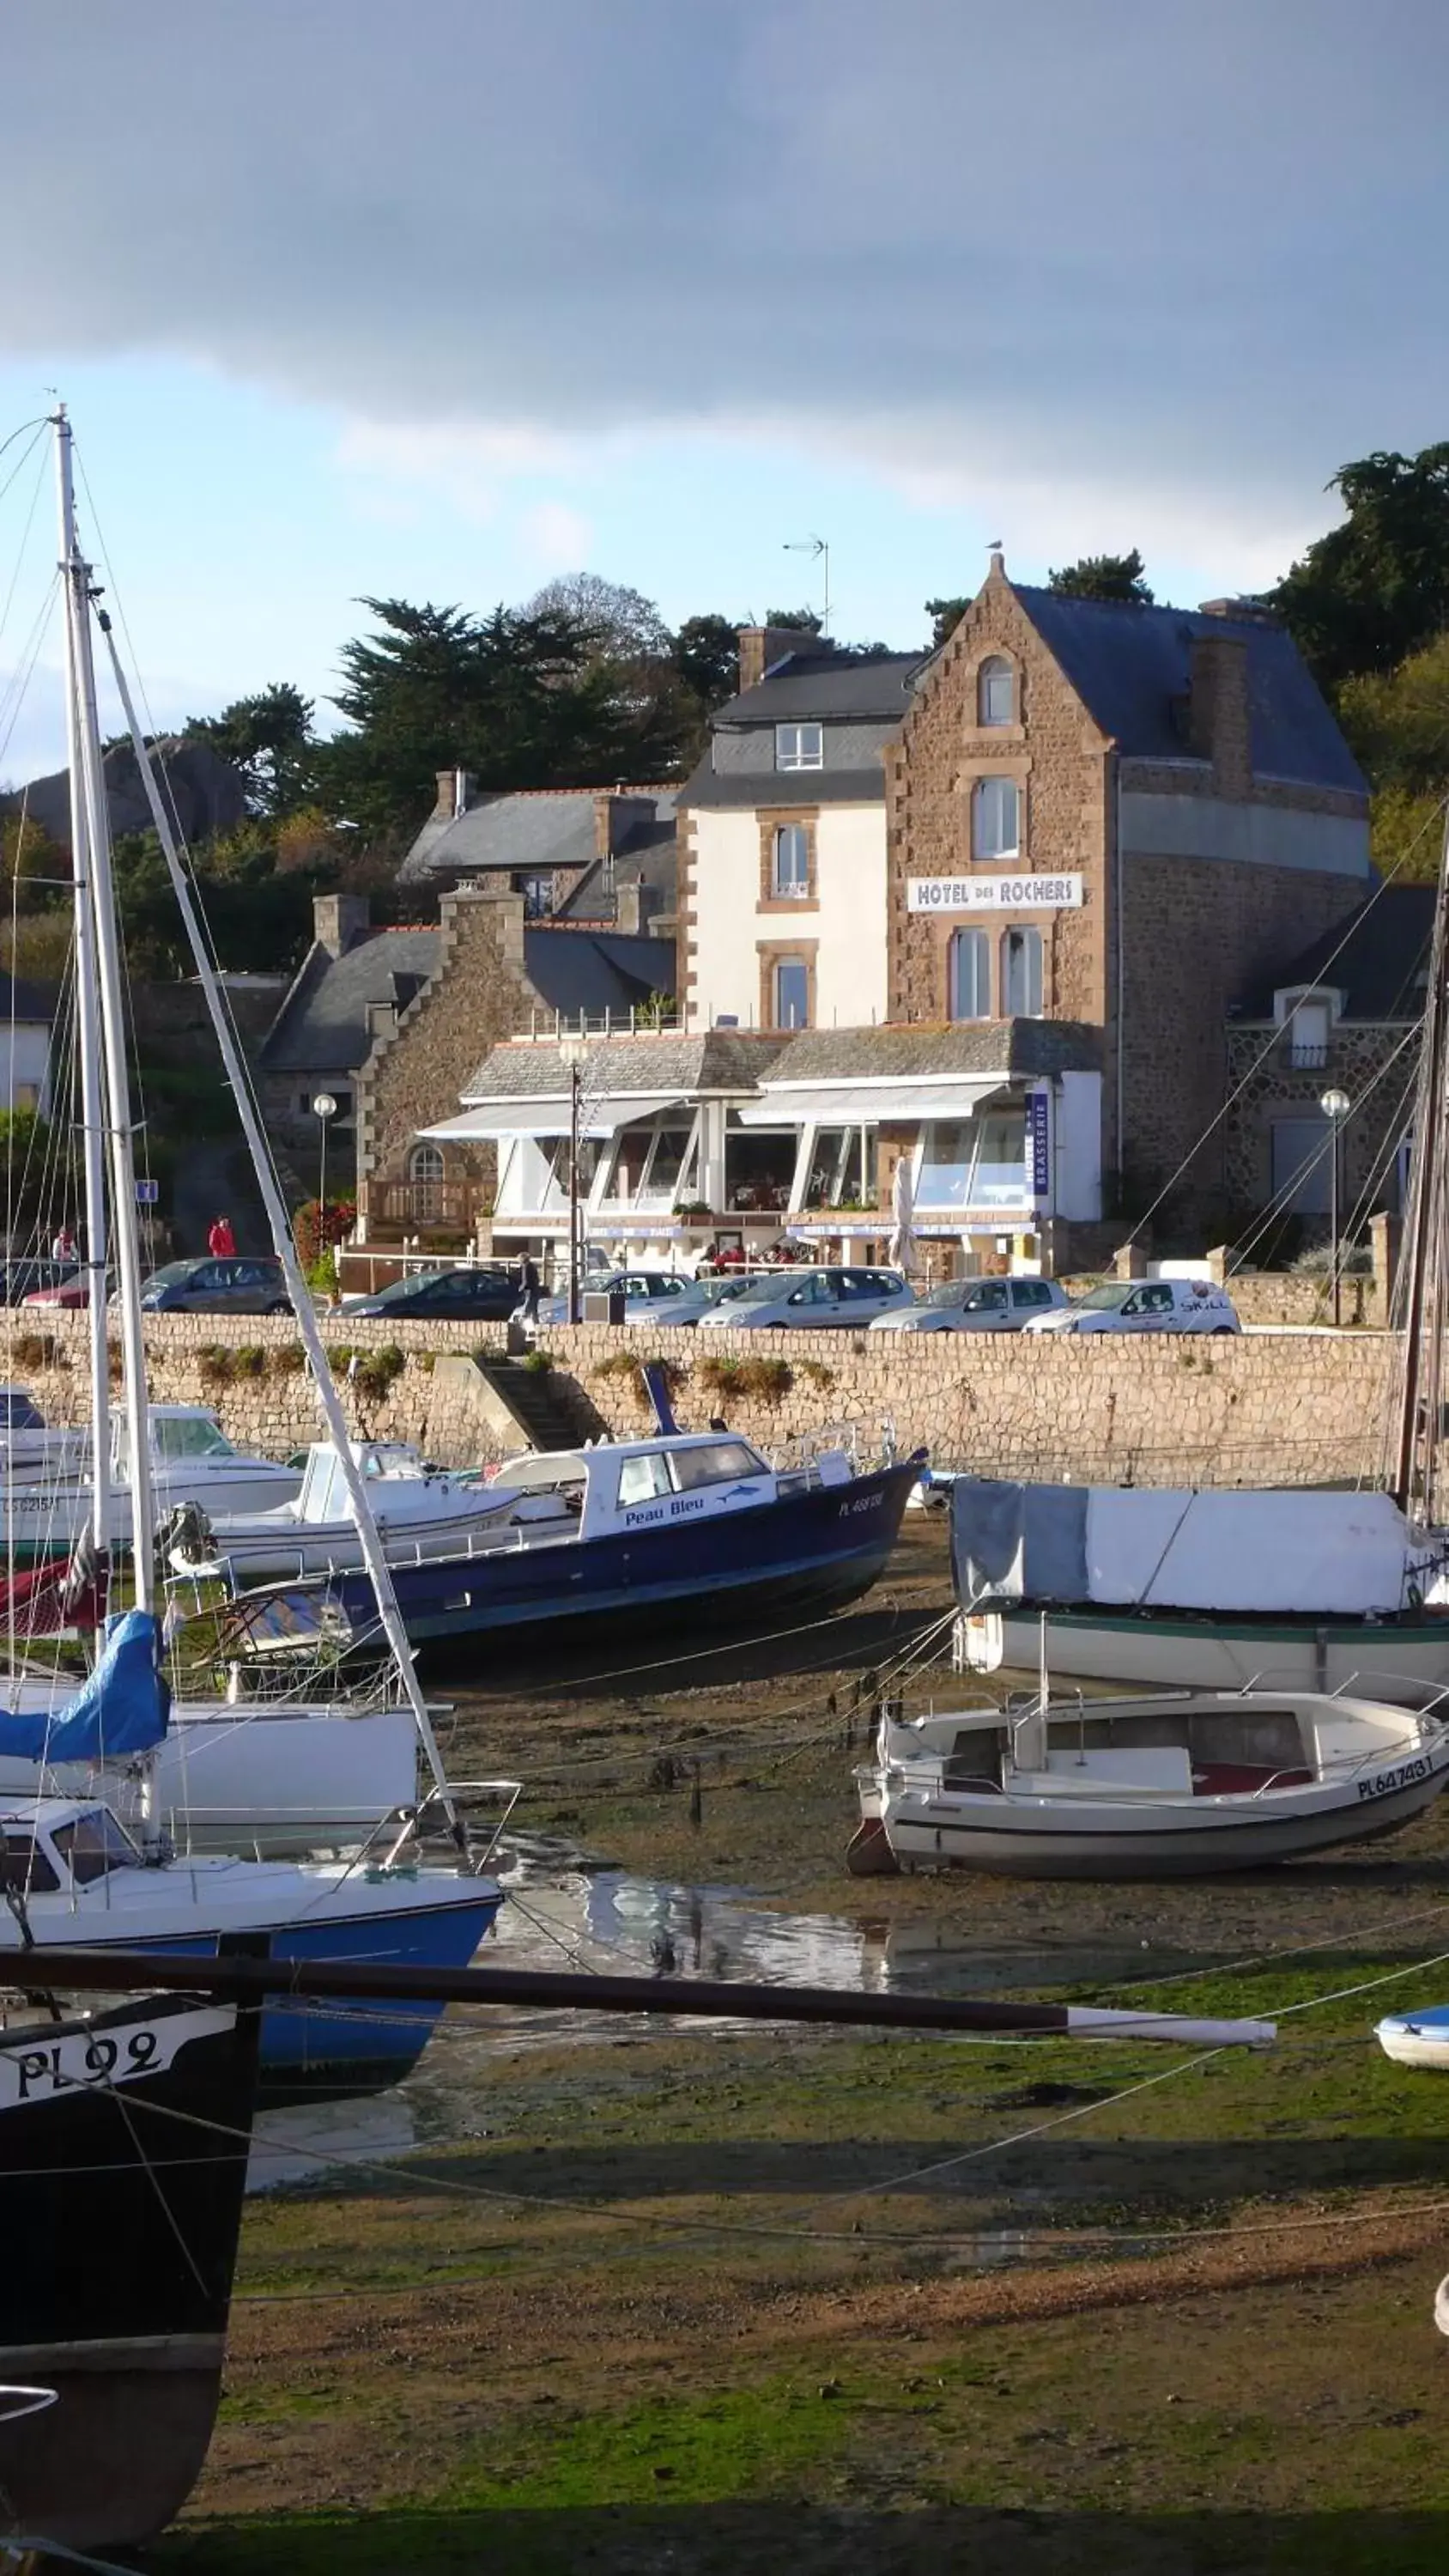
[312, 891, 371, 958]
[432, 768, 476, 820]
[592, 790, 658, 862]
[736, 626, 814, 695]
[615, 878, 656, 936]
[1187, 630, 1252, 796]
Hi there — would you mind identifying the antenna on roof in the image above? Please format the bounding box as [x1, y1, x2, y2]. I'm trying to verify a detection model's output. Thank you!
[783, 534, 829, 639]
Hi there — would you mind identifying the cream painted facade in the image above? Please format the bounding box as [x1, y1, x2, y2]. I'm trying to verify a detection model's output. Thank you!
[684, 803, 889, 1031]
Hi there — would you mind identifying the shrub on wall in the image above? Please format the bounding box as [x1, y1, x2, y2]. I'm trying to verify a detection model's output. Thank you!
[197, 1343, 235, 1387]
[268, 1343, 307, 1377]
[698, 1353, 791, 1406]
[11, 1332, 59, 1370]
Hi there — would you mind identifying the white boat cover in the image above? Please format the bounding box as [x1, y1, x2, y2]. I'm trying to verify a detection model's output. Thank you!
[951, 1480, 1423, 1617]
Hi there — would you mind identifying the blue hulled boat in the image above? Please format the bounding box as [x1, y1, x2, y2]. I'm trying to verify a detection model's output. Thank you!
[311, 1432, 925, 1654]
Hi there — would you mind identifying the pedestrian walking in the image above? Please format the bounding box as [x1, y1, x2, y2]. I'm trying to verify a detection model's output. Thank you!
[513, 1252, 541, 1327]
[208, 1213, 237, 1258]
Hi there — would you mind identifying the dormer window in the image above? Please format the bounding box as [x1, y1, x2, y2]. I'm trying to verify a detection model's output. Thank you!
[775, 722, 823, 773]
[978, 656, 1014, 726]
[973, 775, 1020, 860]
[1275, 985, 1343, 1069]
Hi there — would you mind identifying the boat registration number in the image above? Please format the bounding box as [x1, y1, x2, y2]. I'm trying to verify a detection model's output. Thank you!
[1357, 1755, 1434, 1803]
[0, 2005, 233, 2105]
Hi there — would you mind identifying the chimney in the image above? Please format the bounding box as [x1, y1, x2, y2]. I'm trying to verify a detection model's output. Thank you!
[1198, 596, 1279, 627]
[1187, 630, 1252, 795]
[312, 891, 371, 958]
[592, 789, 658, 864]
[736, 625, 813, 695]
[615, 878, 656, 936]
[433, 768, 476, 819]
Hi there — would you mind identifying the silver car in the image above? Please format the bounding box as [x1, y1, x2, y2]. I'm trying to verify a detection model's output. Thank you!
[537, 1269, 694, 1327]
[695, 1266, 915, 1330]
[870, 1276, 1069, 1334]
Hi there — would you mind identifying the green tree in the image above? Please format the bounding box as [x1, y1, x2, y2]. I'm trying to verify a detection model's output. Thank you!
[673, 613, 740, 707]
[0, 811, 68, 915]
[1337, 631, 1449, 794]
[1047, 550, 1154, 604]
[185, 683, 316, 818]
[762, 606, 823, 634]
[1271, 447, 1449, 695]
[925, 596, 970, 647]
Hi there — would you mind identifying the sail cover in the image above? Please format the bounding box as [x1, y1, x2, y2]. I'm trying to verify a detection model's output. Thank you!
[952, 1480, 1423, 1618]
[0, 1608, 170, 1764]
[0, 1553, 106, 1637]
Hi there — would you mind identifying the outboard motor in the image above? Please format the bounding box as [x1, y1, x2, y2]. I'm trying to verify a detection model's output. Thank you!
[161, 1498, 214, 1570]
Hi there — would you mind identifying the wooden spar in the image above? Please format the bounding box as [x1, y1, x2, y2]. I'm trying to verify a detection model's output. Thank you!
[0, 1947, 1276, 2048]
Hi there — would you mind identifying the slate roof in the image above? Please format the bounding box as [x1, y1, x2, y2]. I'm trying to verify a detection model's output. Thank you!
[678, 765, 891, 812]
[1234, 885, 1436, 1022]
[759, 1021, 1102, 1083]
[464, 1029, 785, 1103]
[0, 972, 54, 1025]
[400, 788, 676, 891]
[260, 928, 441, 1073]
[712, 650, 926, 726]
[1012, 588, 1367, 794]
[521, 930, 676, 1019]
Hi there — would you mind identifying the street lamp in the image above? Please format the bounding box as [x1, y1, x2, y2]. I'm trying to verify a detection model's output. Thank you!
[558, 1038, 588, 1324]
[312, 1092, 338, 1268]
[1320, 1086, 1350, 1326]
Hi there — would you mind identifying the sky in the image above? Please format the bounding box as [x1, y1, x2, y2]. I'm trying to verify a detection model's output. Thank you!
[2, 0, 1448, 776]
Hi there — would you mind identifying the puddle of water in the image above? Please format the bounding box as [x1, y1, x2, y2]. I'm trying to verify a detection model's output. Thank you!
[246, 2093, 419, 2194]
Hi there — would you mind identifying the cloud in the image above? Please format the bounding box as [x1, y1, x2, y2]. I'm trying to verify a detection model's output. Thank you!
[520, 500, 593, 570]
[3, 0, 1448, 560]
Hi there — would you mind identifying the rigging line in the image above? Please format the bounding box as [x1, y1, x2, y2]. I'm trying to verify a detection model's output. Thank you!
[460, 1600, 948, 1705]
[1131, 789, 1449, 1244]
[0, 432, 51, 659]
[1222, 1020, 1422, 1282]
[1086, 1890, 1449, 1999]
[0, 577, 60, 777]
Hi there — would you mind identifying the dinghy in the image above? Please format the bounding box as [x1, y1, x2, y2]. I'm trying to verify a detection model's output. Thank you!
[1374, 2006, 1449, 2069]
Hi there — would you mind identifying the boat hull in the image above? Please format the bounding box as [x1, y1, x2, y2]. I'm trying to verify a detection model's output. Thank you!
[0, 1992, 258, 2551]
[878, 1754, 1449, 1879]
[330, 1459, 922, 1653]
[1376, 2007, 1449, 2069]
[995, 1607, 1449, 1703]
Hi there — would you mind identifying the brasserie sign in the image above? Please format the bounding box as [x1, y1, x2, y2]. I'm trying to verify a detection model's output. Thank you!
[907, 873, 1083, 914]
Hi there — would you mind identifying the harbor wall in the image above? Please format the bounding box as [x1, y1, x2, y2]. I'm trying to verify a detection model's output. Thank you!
[0, 1313, 1397, 1489]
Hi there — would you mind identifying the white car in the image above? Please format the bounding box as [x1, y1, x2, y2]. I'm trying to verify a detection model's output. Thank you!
[1022, 1278, 1241, 1336]
[537, 1270, 694, 1327]
[870, 1276, 1070, 1334]
[696, 1266, 915, 1331]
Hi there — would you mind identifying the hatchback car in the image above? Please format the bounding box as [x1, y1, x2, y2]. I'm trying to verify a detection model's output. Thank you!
[130, 1256, 292, 1315]
[337, 1265, 519, 1321]
[870, 1276, 1069, 1334]
[696, 1267, 914, 1330]
[0, 1258, 81, 1306]
[537, 1270, 694, 1327]
[1022, 1278, 1241, 1336]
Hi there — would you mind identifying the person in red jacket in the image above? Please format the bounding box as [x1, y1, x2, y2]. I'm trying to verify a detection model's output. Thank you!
[208, 1214, 236, 1259]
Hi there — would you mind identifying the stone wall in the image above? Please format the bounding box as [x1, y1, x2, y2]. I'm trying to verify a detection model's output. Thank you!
[9, 1310, 1396, 1492]
[1222, 1019, 1416, 1221]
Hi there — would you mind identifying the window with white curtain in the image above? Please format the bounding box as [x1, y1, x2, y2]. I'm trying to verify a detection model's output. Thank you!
[973, 775, 1020, 859]
[1000, 926, 1043, 1017]
[948, 928, 991, 1021]
[977, 656, 1014, 726]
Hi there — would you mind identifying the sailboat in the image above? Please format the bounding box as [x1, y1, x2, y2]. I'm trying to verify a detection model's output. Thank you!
[944, 817, 1449, 1704]
[0, 408, 503, 2084]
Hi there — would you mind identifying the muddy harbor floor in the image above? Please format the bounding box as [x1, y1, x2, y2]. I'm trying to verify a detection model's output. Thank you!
[161, 1521, 1449, 2573]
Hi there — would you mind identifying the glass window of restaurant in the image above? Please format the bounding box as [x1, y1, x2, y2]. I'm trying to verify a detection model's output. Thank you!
[916, 1106, 1028, 1209]
[804, 1125, 873, 1208]
[724, 1115, 796, 1214]
[602, 1113, 700, 1207]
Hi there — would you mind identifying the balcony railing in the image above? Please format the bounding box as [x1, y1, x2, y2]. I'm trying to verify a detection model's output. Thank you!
[367, 1180, 490, 1239]
[1282, 1041, 1330, 1070]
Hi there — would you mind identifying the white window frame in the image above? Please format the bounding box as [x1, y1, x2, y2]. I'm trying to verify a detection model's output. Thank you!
[1000, 925, 1044, 1018]
[978, 656, 1014, 727]
[773, 823, 810, 896]
[948, 927, 991, 1022]
[775, 722, 823, 774]
[408, 1139, 445, 1219]
[973, 775, 1020, 860]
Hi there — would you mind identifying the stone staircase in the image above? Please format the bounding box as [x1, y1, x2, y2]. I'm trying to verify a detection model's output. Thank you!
[469, 1354, 582, 1452]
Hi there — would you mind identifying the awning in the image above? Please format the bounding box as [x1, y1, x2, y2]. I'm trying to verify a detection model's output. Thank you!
[422, 1092, 688, 1144]
[735, 1078, 1009, 1128]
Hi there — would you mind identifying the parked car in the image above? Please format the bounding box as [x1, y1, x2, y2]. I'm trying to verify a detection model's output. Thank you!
[697, 1267, 915, 1331]
[133, 1256, 292, 1315]
[536, 1270, 694, 1327]
[24, 1271, 110, 1310]
[1023, 1278, 1241, 1336]
[656, 1271, 781, 1327]
[336, 1265, 518, 1321]
[870, 1276, 1069, 1334]
[0, 1258, 81, 1306]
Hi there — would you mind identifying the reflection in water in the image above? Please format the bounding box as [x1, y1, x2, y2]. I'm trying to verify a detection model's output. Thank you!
[246, 2093, 418, 2194]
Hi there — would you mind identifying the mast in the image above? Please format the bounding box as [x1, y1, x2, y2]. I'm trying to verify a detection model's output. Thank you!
[97, 618, 464, 1846]
[52, 410, 155, 1603]
[52, 412, 112, 1556]
[1391, 807, 1449, 1515]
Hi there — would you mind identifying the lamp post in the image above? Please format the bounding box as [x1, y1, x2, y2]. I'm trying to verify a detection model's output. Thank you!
[559, 1037, 586, 1324]
[312, 1091, 337, 1276]
[1320, 1086, 1350, 1326]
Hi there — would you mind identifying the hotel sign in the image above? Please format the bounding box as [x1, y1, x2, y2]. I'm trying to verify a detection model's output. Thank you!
[906, 873, 1083, 914]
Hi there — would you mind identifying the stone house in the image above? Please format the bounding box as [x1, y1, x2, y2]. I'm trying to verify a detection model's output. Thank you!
[0, 973, 55, 1119]
[1224, 883, 1433, 1233]
[257, 895, 440, 1187]
[400, 775, 676, 932]
[355, 883, 676, 1244]
[889, 557, 1373, 1228]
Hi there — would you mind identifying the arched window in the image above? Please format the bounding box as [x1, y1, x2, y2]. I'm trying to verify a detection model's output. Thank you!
[1000, 926, 1043, 1018]
[978, 656, 1014, 727]
[409, 1140, 445, 1218]
[948, 928, 991, 1021]
[973, 775, 1020, 860]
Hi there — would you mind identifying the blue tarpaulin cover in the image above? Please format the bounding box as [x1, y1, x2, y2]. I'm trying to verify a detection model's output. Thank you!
[0, 1609, 170, 1764]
